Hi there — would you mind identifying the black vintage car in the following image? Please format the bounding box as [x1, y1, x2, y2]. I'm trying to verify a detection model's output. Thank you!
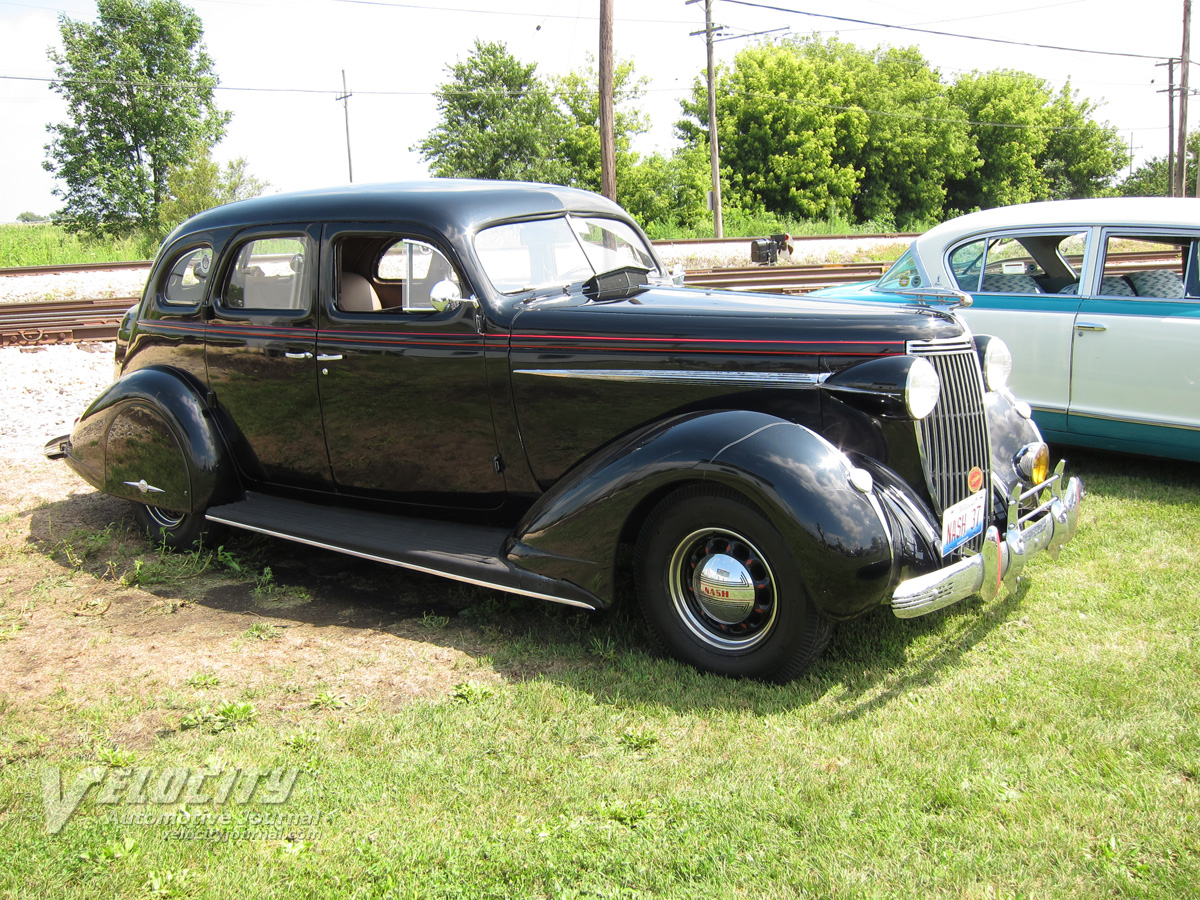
[46, 181, 1082, 682]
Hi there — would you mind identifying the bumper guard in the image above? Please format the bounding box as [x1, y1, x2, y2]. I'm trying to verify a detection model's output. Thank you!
[890, 461, 1082, 618]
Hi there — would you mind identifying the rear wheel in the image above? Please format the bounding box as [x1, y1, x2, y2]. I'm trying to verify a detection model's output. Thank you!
[635, 485, 832, 683]
[134, 503, 220, 551]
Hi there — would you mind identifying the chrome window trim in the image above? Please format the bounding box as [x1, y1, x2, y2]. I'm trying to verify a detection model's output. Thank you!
[512, 369, 829, 387]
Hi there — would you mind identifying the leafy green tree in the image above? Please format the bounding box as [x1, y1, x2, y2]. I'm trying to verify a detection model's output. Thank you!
[620, 144, 713, 235]
[152, 140, 269, 243]
[797, 39, 974, 229]
[43, 0, 230, 239]
[16, 212, 50, 224]
[1038, 83, 1128, 200]
[552, 57, 649, 196]
[945, 70, 1051, 212]
[416, 40, 574, 184]
[945, 71, 1126, 211]
[1120, 130, 1200, 197]
[678, 41, 860, 222]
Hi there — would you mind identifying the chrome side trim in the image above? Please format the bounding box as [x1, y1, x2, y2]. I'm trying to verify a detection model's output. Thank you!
[890, 462, 1082, 618]
[513, 369, 829, 387]
[202, 513, 597, 611]
[1066, 410, 1200, 433]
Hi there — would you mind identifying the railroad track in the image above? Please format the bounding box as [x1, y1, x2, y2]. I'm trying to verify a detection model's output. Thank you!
[684, 262, 887, 292]
[1, 297, 136, 347]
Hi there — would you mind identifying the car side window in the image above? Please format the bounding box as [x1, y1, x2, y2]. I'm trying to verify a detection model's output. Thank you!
[1098, 233, 1197, 300]
[948, 240, 986, 291]
[161, 246, 212, 306]
[338, 238, 461, 312]
[221, 237, 308, 311]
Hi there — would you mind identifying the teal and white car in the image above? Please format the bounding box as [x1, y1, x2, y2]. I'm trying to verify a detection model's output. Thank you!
[813, 198, 1200, 462]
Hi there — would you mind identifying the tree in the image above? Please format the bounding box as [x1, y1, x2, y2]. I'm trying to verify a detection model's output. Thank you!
[945, 71, 1125, 212]
[552, 57, 649, 196]
[678, 41, 860, 222]
[415, 40, 574, 184]
[620, 144, 713, 235]
[796, 39, 974, 229]
[16, 212, 50, 224]
[1039, 83, 1128, 200]
[43, 0, 230, 239]
[151, 139, 269, 243]
[1120, 130, 1200, 197]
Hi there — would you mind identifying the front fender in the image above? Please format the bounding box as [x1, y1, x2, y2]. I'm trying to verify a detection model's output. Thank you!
[508, 409, 895, 618]
[66, 366, 239, 514]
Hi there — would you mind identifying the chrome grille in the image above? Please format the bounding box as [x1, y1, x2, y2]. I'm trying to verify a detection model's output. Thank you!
[909, 338, 991, 557]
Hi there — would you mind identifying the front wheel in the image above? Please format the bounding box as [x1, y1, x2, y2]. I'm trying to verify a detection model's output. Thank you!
[134, 503, 220, 551]
[635, 485, 832, 683]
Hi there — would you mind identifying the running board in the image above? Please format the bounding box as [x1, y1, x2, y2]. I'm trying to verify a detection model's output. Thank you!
[205, 493, 599, 610]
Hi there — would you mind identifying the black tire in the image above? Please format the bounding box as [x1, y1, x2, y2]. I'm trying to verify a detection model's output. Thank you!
[134, 502, 220, 551]
[635, 485, 833, 683]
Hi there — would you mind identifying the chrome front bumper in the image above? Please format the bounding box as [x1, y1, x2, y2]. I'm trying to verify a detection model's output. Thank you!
[890, 462, 1083, 618]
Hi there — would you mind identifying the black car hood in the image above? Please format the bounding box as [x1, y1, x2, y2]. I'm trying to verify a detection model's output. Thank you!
[507, 284, 966, 361]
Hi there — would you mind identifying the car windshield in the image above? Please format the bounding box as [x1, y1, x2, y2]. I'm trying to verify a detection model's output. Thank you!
[475, 215, 658, 294]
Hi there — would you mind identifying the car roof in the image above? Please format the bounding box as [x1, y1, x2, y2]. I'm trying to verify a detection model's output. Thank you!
[169, 179, 628, 239]
[913, 197, 1200, 259]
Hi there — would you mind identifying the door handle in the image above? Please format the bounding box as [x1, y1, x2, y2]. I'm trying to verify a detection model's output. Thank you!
[1075, 322, 1107, 332]
[316, 353, 343, 361]
[285, 351, 314, 359]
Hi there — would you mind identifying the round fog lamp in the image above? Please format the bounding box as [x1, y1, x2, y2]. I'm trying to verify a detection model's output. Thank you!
[905, 357, 941, 419]
[1016, 442, 1050, 485]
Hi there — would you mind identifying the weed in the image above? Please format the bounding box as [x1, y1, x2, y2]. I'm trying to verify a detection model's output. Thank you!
[419, 610, 451, 629]
[95, 746, 137, 767]
[617, 730, 659, 752]
[242, 622, 282, 642]
[144, 868, 194, 898]
[185, 672, 220, 688]
[309, 691, 348, 711]
[179, 700, 256, 733]
[451, 682, 493, 703]
[78, 836, 139, 871]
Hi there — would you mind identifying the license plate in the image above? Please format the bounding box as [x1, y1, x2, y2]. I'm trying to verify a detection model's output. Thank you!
[941, 490, 987, 554]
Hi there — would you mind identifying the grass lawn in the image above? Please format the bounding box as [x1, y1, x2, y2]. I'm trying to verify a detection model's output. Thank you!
[0, 449, 1197, 898]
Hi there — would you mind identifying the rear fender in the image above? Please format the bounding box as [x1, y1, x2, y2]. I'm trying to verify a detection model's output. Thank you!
[508, 409, 896, 618]
[67, 367, 238, 514]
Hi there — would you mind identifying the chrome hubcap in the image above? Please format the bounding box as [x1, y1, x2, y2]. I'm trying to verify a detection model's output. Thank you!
[668, 528, 778, 651]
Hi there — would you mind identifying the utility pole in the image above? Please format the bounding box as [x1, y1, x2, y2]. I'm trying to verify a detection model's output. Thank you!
[599, 0, 616, 201]
[1158, 59, 1177, 193]
[336, 69, 354, 183]
[1178, 1, 1191, 197]
[688, 0, 723, 238]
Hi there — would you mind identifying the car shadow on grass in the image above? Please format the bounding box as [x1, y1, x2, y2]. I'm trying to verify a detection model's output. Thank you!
[21, 488, 1042, 719]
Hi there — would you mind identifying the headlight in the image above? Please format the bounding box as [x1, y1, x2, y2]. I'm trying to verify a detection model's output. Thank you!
[905, 357, 941, 419]
[976, 335, 1013, 392]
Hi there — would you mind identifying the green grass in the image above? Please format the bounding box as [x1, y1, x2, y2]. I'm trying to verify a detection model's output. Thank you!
[1, 451, 1197, 898]
[0, 224, 146, 268]
[644, 209, 930, 241]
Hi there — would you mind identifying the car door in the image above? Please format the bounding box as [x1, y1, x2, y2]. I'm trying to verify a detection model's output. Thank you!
[1068, 229, 1200, 457]
[315, 225, 506, 509]
[951, 230, 1090, 434]
[205, 226, 332, 490]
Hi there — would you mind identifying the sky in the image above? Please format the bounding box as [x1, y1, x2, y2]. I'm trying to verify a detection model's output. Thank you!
[0, 0, 1192, 223]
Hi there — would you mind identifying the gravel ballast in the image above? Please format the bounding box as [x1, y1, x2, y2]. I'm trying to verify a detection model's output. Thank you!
[1, 343, 114, 461]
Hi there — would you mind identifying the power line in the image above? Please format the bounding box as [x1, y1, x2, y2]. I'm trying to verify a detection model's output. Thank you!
[718, 0, 1172, 62]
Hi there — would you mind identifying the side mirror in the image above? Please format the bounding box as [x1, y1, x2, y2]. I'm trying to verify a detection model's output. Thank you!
[429, 279, 463, 312]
